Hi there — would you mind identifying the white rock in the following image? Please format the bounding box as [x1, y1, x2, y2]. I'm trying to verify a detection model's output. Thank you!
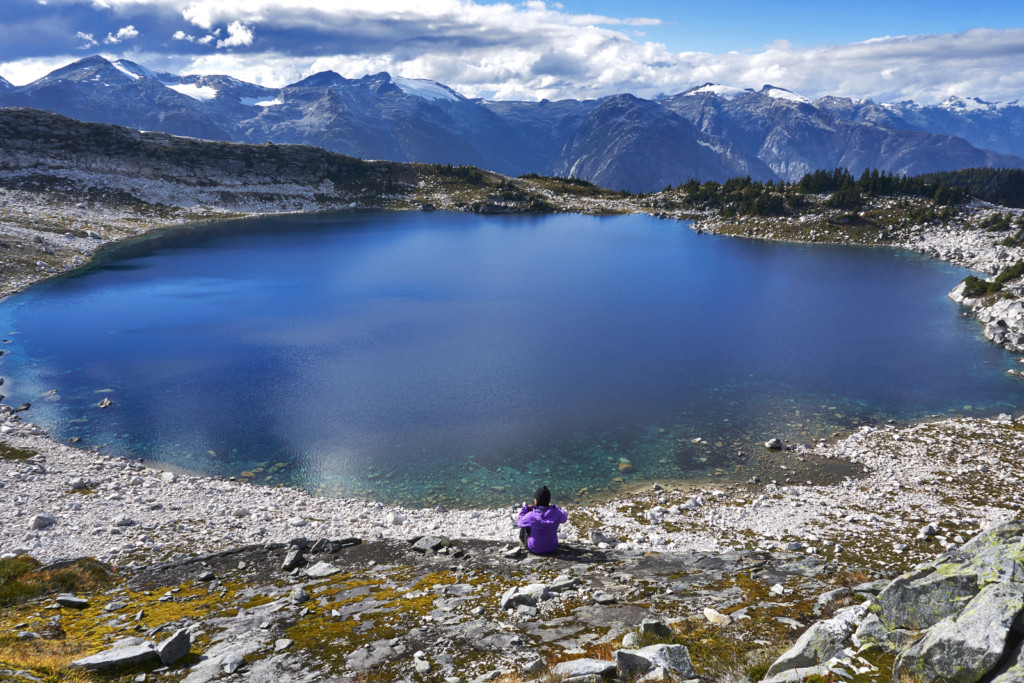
[703, 607, 731, 626]
[29, 512, 57, 530]
[386, 512, 406, 526]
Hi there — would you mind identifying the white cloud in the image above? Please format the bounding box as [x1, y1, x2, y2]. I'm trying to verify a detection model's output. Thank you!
[104, 24, 140, 44]
[216, 20, 253, 48]
[0, 55, 88, 84]
[160, 26, 1024, 105]
[8, 3, 1024, 103]
[75, 31, 98, 49]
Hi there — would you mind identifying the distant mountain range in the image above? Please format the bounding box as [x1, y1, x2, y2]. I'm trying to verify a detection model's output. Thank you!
[2, 55, 1023, 193]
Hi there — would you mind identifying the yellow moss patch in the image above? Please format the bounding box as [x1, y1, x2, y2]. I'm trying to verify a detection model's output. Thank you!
[0, 635, 97, 683]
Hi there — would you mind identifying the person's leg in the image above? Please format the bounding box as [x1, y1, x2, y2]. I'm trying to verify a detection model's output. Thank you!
[519, 527, 530, 547]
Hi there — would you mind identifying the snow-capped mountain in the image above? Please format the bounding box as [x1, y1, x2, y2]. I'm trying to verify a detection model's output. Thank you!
[1, 56, 1022, 192]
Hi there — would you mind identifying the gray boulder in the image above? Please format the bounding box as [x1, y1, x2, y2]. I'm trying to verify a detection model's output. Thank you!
[550, 658, 617, 680]
[70, 642, 158, 670]
[765, 604, 866, 677]
[56, 594, 89, 609]
[499, 587, 537, 610]
[305, 561, 340, 578]
[281, 545, 304, 571]
[288, 587, 310, 605]
[411, 535, 448, 553]
[895, 582, 1024, 682]
[156, 627, 191, 665]
[877, 566, 979, 630]
[548, 575, 581, 593]
[615, 644, 695, 680]
[519, 583, 550, 602]
[638, 619, 673, 640]
[29, 512, 57, 530]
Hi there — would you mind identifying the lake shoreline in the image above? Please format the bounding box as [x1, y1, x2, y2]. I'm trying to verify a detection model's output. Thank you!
[1, 187, 1023, 573]
[0, 179, 1019, 573]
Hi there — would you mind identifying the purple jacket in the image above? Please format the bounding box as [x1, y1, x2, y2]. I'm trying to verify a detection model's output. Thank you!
[517, 504, 567, 554]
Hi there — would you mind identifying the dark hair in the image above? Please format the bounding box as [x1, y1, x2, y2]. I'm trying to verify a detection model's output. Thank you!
[534, 485, 551, 507]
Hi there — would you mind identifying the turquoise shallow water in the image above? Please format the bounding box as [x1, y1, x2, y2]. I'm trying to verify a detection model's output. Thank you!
[0, 211, 1022, 507]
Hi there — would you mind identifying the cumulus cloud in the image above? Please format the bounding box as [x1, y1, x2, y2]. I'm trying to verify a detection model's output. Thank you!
[75, 31, 98, 49]
[0, 55, 86, 84]
[6, 2, 1024, 103]
[216, 21, 253, 48]
[104, 24, 139, 44]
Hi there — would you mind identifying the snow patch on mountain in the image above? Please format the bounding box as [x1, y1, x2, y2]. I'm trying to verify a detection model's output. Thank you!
[167, 83, 218, 101]
[113, 60, 160, 82]
[941, 96, 994, 112]
[390, 75, 461, 102]
[685, 84, 750, 100]
[241, 96, 283, 107]
[111, 62, 141, 81]
[762, 86, 810, 103]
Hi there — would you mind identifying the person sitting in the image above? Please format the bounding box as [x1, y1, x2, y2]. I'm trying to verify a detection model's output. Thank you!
[516, 485, 567, 554]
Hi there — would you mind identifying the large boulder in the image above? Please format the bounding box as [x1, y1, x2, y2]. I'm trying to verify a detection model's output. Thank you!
[877, 566, 980, 630]
[765, 604, 866, 677]
[614, 644, 695, 680]
[894, 582, 1024, 683]
[156, 628, 191, 665]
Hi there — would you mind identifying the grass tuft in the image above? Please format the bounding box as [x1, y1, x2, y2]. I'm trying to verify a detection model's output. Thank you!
[0, 556, 115, 608]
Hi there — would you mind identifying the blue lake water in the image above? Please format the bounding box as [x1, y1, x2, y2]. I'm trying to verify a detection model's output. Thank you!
[1, 211, 1022, 507]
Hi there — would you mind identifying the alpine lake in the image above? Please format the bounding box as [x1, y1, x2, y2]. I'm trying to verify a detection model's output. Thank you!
[2, 210, 1023, 508]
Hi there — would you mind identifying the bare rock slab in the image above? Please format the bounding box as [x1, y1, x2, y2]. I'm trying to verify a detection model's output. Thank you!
[71, 642, 158, 670]
[550, 658, 617, 680]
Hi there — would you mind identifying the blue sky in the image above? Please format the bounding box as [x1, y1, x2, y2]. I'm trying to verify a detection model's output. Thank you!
[2, 0, 1022, 103]
[548, 0, 1023, 53]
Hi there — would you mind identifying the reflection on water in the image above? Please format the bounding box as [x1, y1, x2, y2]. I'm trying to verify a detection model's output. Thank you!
[0, 211, 1021, 507]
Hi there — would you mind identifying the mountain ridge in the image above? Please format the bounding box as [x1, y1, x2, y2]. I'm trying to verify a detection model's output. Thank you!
[2, 55, 1023, 192]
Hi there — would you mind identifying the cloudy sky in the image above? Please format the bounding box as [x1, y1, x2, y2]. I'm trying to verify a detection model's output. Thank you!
[2, 0, 1022, 103]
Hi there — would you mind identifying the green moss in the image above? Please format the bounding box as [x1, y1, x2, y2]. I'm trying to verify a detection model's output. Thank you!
[0, 443, 37, 461]
[0, 557, 114, 608]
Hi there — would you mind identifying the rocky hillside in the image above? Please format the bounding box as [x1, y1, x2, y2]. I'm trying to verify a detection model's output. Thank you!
[0, 107, 634, 295]
[2, 514, 1021, 682]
